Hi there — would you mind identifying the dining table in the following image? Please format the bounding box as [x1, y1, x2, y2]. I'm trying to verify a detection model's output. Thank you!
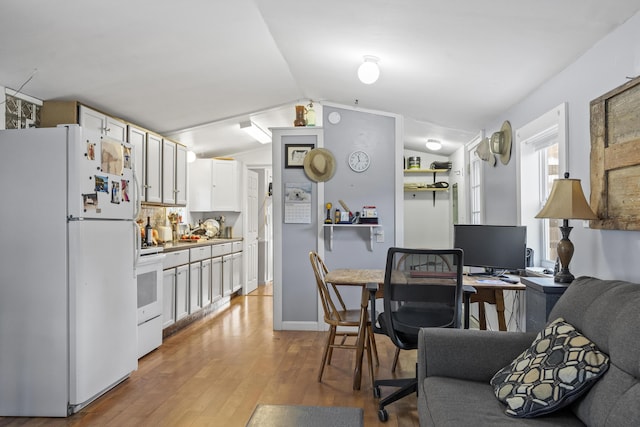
[323, 268, 386, 391]
[323, 269, 517, 390]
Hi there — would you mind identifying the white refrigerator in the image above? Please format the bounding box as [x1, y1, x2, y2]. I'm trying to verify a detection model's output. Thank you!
[0, 125, 139, 416]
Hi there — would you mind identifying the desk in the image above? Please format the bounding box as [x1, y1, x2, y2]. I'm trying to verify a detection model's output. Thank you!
[463, 276, 526, 331]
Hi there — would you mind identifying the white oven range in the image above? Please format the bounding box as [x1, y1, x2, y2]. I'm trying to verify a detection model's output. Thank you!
[136, 247, 165, 358]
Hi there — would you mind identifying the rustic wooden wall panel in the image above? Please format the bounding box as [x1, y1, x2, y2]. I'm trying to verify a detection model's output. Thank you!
[590, 75, 640, 230]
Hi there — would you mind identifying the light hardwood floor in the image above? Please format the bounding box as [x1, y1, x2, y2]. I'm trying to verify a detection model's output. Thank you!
[0, 283, 419, 426]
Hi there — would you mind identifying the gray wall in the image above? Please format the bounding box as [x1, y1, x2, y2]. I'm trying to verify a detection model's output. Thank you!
[481, 11, 640, 282]
[323, 106, 397, 270]
[273, 106, 400, 329]
[280, 133, 320, 323]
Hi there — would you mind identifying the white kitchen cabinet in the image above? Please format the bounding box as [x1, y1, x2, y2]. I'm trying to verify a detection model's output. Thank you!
[201, 258, 212, 307]
[189, 159, 240, 211]
[189, 159, 214, 211]
[189, 262, 201, 313]
[162, 139, 188, 206]
[162, 269, 176, 328]
[162, 139, 176, 204]
[222, 255, 233, 296]
[128, 126, 146, 199]
[213, 159, 239, 211]
[162, 250, 190, 327]
[146, 133, 163, 203]
[175, 144, 188, 205]
[211, 256, 222, 301]
[175, 264, 189, 321]
[231, 251, 242, 293]
[79, 105, 127, 141]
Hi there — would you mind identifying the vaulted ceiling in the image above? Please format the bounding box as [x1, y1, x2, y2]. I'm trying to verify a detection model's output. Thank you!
[2, 1, 640, 159]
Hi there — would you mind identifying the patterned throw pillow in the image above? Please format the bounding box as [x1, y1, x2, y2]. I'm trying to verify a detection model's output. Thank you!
[490, 317, 609, 418]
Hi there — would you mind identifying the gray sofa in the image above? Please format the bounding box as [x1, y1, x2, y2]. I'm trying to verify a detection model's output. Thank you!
[417, 276, 640, 426]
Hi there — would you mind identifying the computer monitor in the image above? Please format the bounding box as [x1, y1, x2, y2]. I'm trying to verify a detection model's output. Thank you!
[453, 224, 527, 274]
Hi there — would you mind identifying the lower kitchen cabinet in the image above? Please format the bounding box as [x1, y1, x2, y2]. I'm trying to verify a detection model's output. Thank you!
[211, 256, 222, 301]
[232, 251, 242, 293]
[175, 265, 189, 321]
[222, 255, 233, 297]
[201, 258, 212, 306]
[189, 262, 202, 313]
[161, 241, 242, 333]
[162, 269, 176, 328]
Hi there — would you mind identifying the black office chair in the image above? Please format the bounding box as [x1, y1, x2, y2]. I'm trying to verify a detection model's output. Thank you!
[371, 247, 464, 422]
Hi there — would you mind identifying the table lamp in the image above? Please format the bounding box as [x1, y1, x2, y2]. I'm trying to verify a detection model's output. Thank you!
[535, 172, 598, 283]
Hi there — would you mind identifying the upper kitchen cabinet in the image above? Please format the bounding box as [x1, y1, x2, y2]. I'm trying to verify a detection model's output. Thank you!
[41, 100, 187, 207]
[146, 133, 163, 204]
[128, 126, 163, 204]
[189, 159, 240, 212]
[79, 105, 127, 141]
[127, 125, 146, 200]
[162, 138, 188, 206]
[40, 101, 126, 141]
[175, 144, 187, 205]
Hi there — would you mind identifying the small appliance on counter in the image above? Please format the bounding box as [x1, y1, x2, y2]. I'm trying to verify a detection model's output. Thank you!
[156, 226, 172, 243]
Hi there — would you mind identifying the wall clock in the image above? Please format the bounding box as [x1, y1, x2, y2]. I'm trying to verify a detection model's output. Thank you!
[348, 150, 371, 172]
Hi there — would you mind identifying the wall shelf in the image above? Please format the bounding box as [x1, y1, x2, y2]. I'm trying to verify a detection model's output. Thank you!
[403, 168, 450, 204]
[403, 168, 449, 174]
[323, 223, 380, 251]
[403, 186, 449, 192]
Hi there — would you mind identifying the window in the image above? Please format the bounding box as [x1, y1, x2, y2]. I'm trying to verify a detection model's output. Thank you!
[470, 158, 482, 224]
[467, 133, 484, 224]
[517, 103, 567, 268]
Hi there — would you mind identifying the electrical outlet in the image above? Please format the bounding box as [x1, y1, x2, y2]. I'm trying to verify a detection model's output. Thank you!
[583, 220, 590, 228]
[376, 230, 384, 243]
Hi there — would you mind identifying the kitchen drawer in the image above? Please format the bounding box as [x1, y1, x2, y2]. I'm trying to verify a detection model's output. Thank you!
[190, 245, 212, 262]
[212, 243, 232, 257]
[232, 241, 243, 253]
[163, 250, 190, 269]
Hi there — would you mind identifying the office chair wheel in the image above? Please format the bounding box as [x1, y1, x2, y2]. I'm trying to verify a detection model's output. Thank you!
[378, 408, 389, 422]
[373, 385, 381, 398]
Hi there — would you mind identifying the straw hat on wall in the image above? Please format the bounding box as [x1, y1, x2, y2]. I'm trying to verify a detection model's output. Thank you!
[490, 120, 513, 165]
[303, 148, 336, 182]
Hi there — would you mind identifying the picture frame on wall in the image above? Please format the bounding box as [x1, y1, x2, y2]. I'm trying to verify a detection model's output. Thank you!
[285, 143, 314, 168]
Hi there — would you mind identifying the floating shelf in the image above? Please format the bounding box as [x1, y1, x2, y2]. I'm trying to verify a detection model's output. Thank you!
[403, 168, 449, 174]
[403, 187, 449, 192]
[323, 223, 380, 251]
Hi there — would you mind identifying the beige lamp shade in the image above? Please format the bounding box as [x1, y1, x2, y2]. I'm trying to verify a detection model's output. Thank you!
[535, 177, 598, 220]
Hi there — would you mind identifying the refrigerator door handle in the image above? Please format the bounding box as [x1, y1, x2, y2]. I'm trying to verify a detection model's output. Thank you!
[133, 221, 141, 277]
[133, 167, 141, 220]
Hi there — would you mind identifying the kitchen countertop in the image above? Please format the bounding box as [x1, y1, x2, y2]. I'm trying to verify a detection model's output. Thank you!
[145, 238, 243, 253]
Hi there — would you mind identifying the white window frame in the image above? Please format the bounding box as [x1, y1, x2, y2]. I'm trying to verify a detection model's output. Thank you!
[516, 103, 568, 268]
[466, 132, 485, 225]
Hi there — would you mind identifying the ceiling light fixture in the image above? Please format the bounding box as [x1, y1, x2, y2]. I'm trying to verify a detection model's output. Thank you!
[187, 150, 197, 163]
[240, 120, 271, 144]
[358, 55, 380, 84]
[426, 139, 442, 151]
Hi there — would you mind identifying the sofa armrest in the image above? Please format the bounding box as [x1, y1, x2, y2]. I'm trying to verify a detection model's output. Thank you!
[417, 328, 537, 384]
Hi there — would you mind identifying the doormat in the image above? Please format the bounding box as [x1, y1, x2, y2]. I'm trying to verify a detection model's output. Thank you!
[246, 404, 363, 427]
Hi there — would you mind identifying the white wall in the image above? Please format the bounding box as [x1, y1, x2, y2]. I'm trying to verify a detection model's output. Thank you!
[482, 11, 640, 282]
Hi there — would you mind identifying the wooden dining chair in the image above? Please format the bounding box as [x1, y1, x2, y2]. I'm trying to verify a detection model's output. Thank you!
[309, 251, 377, 385]
[388, 252, 454, 372]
